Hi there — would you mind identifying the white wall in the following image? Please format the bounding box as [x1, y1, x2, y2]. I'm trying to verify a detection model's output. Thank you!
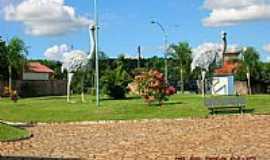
[23, 72, 49, 80]
[212, 76, 234, 95]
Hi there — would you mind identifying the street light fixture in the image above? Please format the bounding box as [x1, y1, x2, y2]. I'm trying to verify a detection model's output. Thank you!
[151, 20, 168, 83]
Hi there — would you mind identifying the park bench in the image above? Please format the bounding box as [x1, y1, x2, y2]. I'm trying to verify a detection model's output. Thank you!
[204, 96, 246, 115]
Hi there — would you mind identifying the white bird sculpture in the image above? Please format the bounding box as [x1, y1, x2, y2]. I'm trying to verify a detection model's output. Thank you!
[62, 50, 88, 103]
[191, 32, 227, 72]
[62, 25, 96, 103]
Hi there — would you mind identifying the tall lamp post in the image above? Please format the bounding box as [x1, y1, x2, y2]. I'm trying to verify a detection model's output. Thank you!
[94, 0, 100, 106]
[151, 20, 168, 83]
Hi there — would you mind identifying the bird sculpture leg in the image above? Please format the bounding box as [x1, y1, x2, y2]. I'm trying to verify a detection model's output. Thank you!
[67, 73, 74, 103]
[81, 74, 86, 103]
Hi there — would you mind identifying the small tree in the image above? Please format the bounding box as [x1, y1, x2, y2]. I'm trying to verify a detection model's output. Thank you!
[236, 47, 261, 94]
[101, 54, 131, 99]
[169, 42, 192, 93]
[6, 37, 28, 96]
[134, 69, 176, 105]
[101, 67, 130, 99]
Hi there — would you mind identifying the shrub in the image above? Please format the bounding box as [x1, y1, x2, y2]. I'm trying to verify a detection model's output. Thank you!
[134, 69, 176, 105]
[101, 67, 130, 99]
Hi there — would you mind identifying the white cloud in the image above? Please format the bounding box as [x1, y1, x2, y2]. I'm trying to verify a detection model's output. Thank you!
[44, 44, 71, 61]
[203, 0, 270, 27]
[4, 0, 94, 36]
[263, 44, 270, 53]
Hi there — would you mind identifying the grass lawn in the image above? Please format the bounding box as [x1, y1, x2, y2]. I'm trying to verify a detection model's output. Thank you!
[0, 94, 269, 123]
[0, 123, 30, 141]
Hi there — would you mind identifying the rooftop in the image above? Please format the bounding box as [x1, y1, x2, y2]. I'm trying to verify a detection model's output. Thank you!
[25, 62, 54, 74]
[214, 61, 239, 76]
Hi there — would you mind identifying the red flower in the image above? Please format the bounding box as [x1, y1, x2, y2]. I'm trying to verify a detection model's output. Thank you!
[165, 86, 176, 96]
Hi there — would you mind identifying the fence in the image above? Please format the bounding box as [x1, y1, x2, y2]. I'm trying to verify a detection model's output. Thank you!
[0, 80, 67, 98]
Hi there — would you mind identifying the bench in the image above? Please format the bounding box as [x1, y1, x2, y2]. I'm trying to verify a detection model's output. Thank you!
[204, 97, 246, 115]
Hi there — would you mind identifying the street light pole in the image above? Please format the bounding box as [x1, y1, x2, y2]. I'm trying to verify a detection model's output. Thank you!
[151, 21, 168, 83]
[94, 0, 100, 106]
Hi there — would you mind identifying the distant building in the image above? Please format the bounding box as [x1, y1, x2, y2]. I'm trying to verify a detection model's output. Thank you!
[212, 49, 242, 95]
[214, 50, 242, 76]
[23, 62, 54, 80]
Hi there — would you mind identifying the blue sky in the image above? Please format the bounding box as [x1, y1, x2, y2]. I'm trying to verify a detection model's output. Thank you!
[1, 0, 270, 61]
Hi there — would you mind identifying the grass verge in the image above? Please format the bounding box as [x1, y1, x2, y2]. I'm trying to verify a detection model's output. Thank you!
[0, 123, 30, 142]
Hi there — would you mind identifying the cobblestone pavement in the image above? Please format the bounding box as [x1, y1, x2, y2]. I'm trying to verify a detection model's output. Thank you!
[1, 115, 270, 160]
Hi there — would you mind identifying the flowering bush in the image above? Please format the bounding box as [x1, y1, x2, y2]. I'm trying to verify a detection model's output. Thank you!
[11, 90, 18, 103]
[134, 69, 176, 105]
[3, 86, 10, 96]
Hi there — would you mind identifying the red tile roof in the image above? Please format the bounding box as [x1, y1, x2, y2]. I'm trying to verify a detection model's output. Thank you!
[214, 61, 239, 75]
[26, 62, 54, 74]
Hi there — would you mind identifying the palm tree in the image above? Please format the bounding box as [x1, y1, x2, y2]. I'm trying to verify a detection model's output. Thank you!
[241, 47, 260, 95]
[6, 37, 28, 96]
[169, 42, 192, 93]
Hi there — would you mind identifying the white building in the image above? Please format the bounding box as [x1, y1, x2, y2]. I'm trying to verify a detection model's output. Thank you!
[23, 62, 54, 81]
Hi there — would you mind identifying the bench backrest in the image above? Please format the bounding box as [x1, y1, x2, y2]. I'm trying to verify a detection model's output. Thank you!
[204, 97, 246, 107]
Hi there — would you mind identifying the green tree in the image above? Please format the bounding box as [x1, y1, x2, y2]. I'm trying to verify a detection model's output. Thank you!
[0, 37, 8, 80]
[236, 47, 261, 94]
[2, 37, 27, 95]
[260, 62, 270, 81]
[243, 47, 261, 79]
[168, 42, 192, 93]
[147, 56, 164, 71]
[101, 54, 131, 99]
[236, 47, 261, 80]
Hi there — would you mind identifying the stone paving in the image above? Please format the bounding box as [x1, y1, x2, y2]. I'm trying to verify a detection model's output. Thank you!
[1, 115, 270, 160]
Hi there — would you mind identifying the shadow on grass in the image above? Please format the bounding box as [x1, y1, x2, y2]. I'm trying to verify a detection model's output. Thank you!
[146, 101, 184, 107]
[213, 108, 255, 115]
[37, 96, 66, 101]
[164, 101, 184, 105]
[100, 96, 141, 101]
[0, 156, 80, 160]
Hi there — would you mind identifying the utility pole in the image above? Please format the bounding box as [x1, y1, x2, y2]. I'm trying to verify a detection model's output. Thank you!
[94, 0, 100, 106]
[137, 45, 141, 68]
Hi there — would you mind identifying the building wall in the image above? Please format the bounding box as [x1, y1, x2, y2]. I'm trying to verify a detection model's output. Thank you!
[235, 81, 248, 95]
[0, 80, 67, 97]
[23, 72, 49, 80]
[212, 76, 235, 96]
[235, 81, 270, 95]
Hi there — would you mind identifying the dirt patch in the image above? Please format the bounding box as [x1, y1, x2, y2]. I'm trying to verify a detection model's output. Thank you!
[0, 115, 269, 160]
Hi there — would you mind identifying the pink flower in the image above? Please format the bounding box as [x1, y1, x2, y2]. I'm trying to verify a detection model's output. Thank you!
[165, 86, 176, 96]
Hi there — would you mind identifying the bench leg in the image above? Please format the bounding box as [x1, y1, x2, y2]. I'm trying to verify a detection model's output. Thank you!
[239, 107, 243, 114]
[210, 108, 214, 115]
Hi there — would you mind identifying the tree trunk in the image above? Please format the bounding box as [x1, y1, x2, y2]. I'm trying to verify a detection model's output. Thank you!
[81, 75, 85, 103]
[8, 65, 12, 97]
[180, 68, 184, 94]
[247, 72, 252, 95]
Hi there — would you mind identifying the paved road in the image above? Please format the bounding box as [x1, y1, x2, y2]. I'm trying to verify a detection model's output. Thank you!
[1, 115, 270, 160]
